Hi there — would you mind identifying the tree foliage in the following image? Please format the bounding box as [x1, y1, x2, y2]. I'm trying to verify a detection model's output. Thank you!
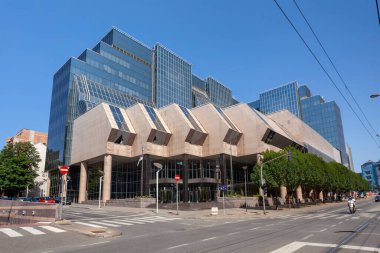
[0, 142, 40, 197]
[251, 147, 370, 199]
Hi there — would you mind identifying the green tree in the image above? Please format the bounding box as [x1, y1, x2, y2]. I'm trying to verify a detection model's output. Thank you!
[0, 142, 40, 197]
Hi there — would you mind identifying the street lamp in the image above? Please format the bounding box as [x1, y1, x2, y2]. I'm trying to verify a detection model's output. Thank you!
[242, 166, 248, 213]
[153, 162, 163, 214]
[370, 94, 380, 98]
[98, 176, 103, 209]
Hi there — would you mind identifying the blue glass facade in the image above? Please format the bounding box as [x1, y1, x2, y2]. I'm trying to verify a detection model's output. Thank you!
[361, 161, 380, 189]
[47, 28, 153, 168]
[154, 44, 192, 108]
[258, 81, 301, 118]
[301, 96, 348, 165]
[247, 82, 348, 166]
[205, 77, 233, 108]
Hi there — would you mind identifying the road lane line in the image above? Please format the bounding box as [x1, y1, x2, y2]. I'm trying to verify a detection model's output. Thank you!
[180, 223, 192, 225]
[38, 226, 66, 233]
[319, 228, 327, 232]
[301, 234, 314, 240]
[20, 227, 46, 235]
[340, 245, 380, 251]
[250, 227, 261, 230]
[0, 228, 23, 237]
[103, 220, 133, 226]
[167, 244, 189, 250]
[265, 224, 275, 227]
[202, 237, 217, 241]
[227, 232, 241, 236]
[74, 222, 105, 228]
[87, 241, 110, 246]
[89, 221, 120, 227]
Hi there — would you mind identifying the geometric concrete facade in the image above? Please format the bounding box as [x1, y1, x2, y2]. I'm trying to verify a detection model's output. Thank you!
[70, 102, 341, 203]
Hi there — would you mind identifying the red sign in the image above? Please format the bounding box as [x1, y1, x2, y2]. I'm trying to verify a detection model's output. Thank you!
[175, 174, 180, 181]
[59, 165, 69, 175]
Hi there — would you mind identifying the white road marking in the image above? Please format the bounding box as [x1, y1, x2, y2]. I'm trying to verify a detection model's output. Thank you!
[202, 237, 217, 241]
[102, 220, 133, 226]
[74, 222, 105, 228]
[167, 243, 189, 250]
[89, 221, 120, 227]
[0, 228, 23, 237]
[227, 232, 241, 236]
[39, 226, 66, 233]
[271, 241, 380, 253]
[351, 216, 360, 219]
[330, 224, 336, 227]
[120, 219, 145, 224]
[338, 221, 343, 224]
[301, 234, 314, 240]
[319, 228, 327, 232]
[180, 223, 192, 225]
[20, 227, 46, 235]
[265, 224, 275, 227]
[250, 227, 261, 230]
[40, 251, 54, 253]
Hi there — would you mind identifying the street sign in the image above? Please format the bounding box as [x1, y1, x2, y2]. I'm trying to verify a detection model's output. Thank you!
[59, 165, 69, 175]
[219, 185, 228, 191]
[174, 174, 180, 182]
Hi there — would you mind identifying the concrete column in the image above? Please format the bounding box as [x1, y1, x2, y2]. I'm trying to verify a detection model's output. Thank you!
[78, 162, 88, 204]
[182, 156, 189, 203]
[296, 185, 303, 202]
[280, 186, 287, 203]
[45, 171, 51, 197]
[143, 155, 151, 196]
[319, 191, 324, 201]
[103, 155, 112, 203]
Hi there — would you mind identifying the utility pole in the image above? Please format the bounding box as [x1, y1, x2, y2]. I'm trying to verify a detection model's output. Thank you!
[140, 146, 144, 196]
[98, 176, 103, 208]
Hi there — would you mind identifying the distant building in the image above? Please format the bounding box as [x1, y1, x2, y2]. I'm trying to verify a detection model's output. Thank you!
[249, 82, 348, 166]
[6, 129, 48, 196]
[6, 129, 47, 145]
[361, 160, 380, 190]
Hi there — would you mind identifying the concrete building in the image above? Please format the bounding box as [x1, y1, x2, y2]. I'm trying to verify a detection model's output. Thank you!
[69, 102, 341, 204]
[6, 129, 47, 145]
[6, 129, 48, 196]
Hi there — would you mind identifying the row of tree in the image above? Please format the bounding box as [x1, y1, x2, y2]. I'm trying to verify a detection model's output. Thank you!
[250, 147, 370, 200]
[0, 142, 40, 197]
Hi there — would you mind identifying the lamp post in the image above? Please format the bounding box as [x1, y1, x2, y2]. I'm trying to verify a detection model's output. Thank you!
[242, 166, 248, 212]
[370, 94, 380, 98]
[98, 176, 103, 209]
[215, 165, 220, 201]
[153, 163, 163, 214]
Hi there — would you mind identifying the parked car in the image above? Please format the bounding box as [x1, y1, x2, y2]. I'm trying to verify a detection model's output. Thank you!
[54, 197, 72, 205]
[38, 197, 56, 204]
[375, 195, 380, 202]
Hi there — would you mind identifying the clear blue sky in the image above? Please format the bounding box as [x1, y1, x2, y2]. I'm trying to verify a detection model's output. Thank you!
[0, 0, 379, 172]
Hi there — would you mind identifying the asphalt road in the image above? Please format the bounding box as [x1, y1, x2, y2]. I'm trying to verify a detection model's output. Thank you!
[1, 198, 379, 253]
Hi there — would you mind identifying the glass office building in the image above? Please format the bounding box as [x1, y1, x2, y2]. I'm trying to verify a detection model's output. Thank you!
[47, 28, 153, 170]
[301, 95, 348, 165]
[248, 82, 348, 166]
[205, 77, 233, 108]
[47, 27, 235, 174]
[258, 81, 301, 118]
[153, 44, 192, 108]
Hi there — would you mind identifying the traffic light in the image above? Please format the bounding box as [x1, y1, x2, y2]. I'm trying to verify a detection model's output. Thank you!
[263, 187, 268, 195]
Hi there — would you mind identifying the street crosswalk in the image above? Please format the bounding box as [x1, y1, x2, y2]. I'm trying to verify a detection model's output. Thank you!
[0, 225, 66, 238]
[73, 215, 182, 228]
